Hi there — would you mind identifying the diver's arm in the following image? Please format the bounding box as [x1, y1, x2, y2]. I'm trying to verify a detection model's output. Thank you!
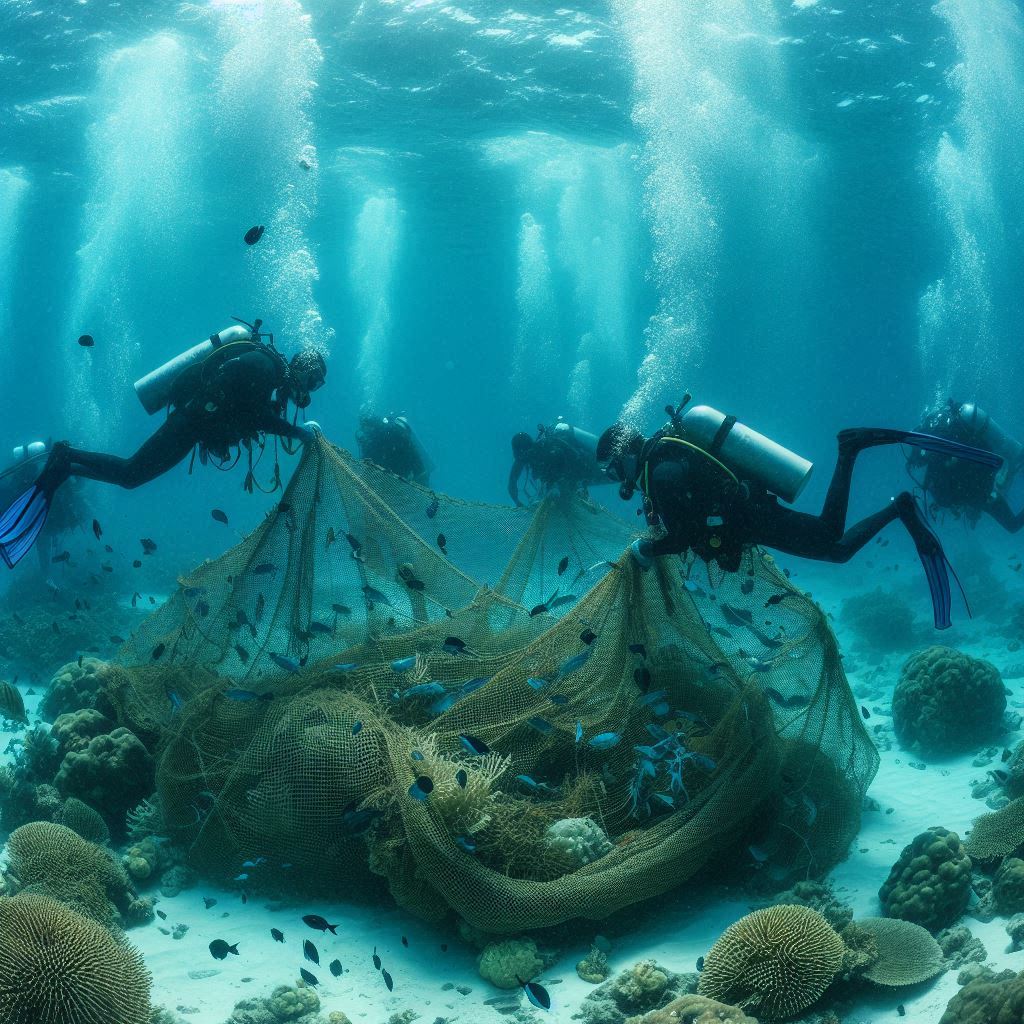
[508, 459, 525, 506]
[642, 459, 691, 558]
[217, 350, 279, 400]
[255, 411, 319, 444]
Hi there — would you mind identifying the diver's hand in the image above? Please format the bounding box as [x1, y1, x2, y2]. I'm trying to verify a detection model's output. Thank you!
[299, 420, 323, 442]
[629, 538, 653, 569]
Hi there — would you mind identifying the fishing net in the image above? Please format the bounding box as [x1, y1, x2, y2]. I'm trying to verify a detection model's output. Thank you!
[104, 438, 877, 933]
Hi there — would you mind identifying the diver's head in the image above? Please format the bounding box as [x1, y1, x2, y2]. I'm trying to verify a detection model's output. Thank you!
[511, 432, 534, 459]
[597, 423, 646, 499]
[288, 350, 327, 408]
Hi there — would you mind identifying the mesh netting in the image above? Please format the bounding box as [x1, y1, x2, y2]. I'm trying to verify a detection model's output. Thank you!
[105, 438, 877, 933]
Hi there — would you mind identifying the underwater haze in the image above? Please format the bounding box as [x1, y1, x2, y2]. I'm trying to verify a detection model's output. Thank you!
[2, 1, 1024, 1023]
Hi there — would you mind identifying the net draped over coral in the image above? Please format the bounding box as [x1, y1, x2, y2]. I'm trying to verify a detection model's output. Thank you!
[100, 438, 877, 932]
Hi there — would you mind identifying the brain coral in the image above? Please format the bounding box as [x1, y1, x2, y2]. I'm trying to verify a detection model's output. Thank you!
[892, 647, 1005, 755]
[856, 917, 945, 986]
[5, 821, 133, 928]
[878, 827, 972, 931]
[697, 905, 844, 1019]
[544, 817, 613, 868]
[631, 994, 758, 1023]
[40, 658, 109, 721]
[0, 892, 151, 1023]
[938, 967, 1024, 1024]
[993, 857, 1024, 915]
[52, 797, 111, 846]
[477, 938, 543, 989]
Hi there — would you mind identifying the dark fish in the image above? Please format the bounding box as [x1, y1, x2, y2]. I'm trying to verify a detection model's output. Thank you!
[527, 716, 553, 734]
[269, 653, 300, 673]
[51, 550, 70, 564]
[409, 775, 434, 800]
[373, 948, 381, 970]
[1003, 748, 1013, 763]
[244, 225, 265, 245]
[382, 968, 394, 992]
[101, 563, 113, 573]
[764, 687, 809, 710]
[897, 1005, 905, 1017]
[401, 935, 408, 947]
[459, 734, 489, 756]
[330, 959, 342, 977]
[253, 562, 276, 575]
[442, 636, 467, 655]
[437, 533, 447, 554]
[152, 643, 165, 661]
[302, 915, 338, 934]
[529, 603, 548, 617]
[140, 538, 157, 554]
[254, 593, 265, 622]
[308, 621, 333, 635]
[211, 508, 229, 525]
[722, 603, 754, 627]
[557, 556, 569, 576]
[196, 600, 210, 617]
[860, 705, 870, 720]
[209, 939, 238, 960]
[203, 898, 217, 910]
[739, 578, 754, 595]
[580, 629, 597, 645]
[92, 519, 102, 540]
[549, 594, 576, 609]
[133, 559, 142, 568]
[518, 977, 551, 1011]
[696, 956, 705, 971]
[403, 575, 426, 591]
[628, 643, 647, 658]
[156, 910, 167, 921]
[303, 939, 319, 964]
[78, 334, 94, 347]
[109, 635, 125, 645]
[455, 769, 467, 788]
[441, 944, 448, 952]
[352, 721, 362, 735]
[271, 928, 284, 942]
[299, 968, 318, 987]
[104, 544, 113, 553]
[426, 495, 440, 518]
[990, 769, 1010, 785]
[332, 603, 352, 616]
[363, 585, 392, 608]
[149, 595, 156, 604]
[765, 593, 787, 607]
[345, 533, 362, 553]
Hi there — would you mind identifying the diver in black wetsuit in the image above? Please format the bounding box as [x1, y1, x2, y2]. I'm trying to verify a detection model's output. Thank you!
[596, 398, 1003, 629]
[908, 399, 1024, 533]
[356, 411, 432, 486]
[507, 421, 608, 507]
[0, 325, 327, 568]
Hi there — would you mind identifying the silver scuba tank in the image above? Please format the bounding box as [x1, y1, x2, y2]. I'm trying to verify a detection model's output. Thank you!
[133, 325, 252, 415]
[552, 420, 600, 458]
[12, 441, 47, 461]
[957, 403, 1023, 492]
[680, 405, 814, 503]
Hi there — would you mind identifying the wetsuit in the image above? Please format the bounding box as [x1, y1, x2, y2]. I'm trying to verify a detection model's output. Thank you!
[357, 417, 430, 485]
[49, 345, 308, 491]
[508, 432, 606, 506]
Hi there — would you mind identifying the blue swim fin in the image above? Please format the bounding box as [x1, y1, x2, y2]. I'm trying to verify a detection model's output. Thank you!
[0, 484, 51, 569]
[896, 492, 954, 629]
[839, 427, 1003, 469]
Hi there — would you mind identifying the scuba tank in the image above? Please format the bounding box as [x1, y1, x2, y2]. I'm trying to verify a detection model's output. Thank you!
[551, 419, 600, 458]
[134, 324, 253, 415]
[679, 404, 813, 503]
[956, 403, 1023, 492]
[11, 441, 47, 461]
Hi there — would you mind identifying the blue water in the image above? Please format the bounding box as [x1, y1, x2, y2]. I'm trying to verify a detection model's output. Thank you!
[2, 1, 1024, 1021]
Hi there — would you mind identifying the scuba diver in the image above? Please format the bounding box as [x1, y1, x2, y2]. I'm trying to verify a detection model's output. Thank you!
[0, 319, 327, 569]
[356, 410, 433, 486]
[508, 419, 609, 507]
[907, 399, 1024, 532]
[597, 396, 1003, 629]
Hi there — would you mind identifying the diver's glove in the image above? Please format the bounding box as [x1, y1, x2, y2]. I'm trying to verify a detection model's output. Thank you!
[629, 538, 653, 569]
[298, 420, 323, 443]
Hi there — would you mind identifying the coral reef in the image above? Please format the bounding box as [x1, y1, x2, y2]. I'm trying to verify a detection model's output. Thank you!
[856, 917, 945, 986]
[937, 926, 987, 970]
[477, 938, 543, 989]
[578, 942, 611, 984]
[1007, 914, 1024, 951]
[544, 817, 613, 868]
[697, 906, 845, 1019]
[267, 983, 320, 1020]
[40, 658, 110, 721]
[223, 983, 325, 1024]
[123, 836, 173, 885]
[52, 708, 115, 754]
[126, 795, 166, 841]
[938, 967, 1024, 1024]
[158, 864, 197, 898]
[993, 857, 1024, 915]
[836, 921, 879, 981]
[4, 821, 135, 929]
[760, 881, 854, 933]
[577, 959, 691, 1024]
[0, 891, 151, 1023]
[839, 587, 918, 653]
[52, 797, 111, 845]
[626, 995, 758, 1024]
[878, 827, 972, 931]
[964, 797, 1024, 861]
[892, 647, 1005, 756]
[55, 726, 155, 832]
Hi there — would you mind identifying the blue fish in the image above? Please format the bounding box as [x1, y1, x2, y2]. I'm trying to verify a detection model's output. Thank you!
[518, 977, 552, 1011]
[233, 873, 249, 882]
[638, 690, 668, 706]
[241, 858, 266, 868]
[526, 677, 547, 690]
[352, 721, 362, 735]
[588, 732, 622, 750]
[632, 744, 660, 759]
[408, 776, 434, 800]
[461, 677, 489, 694]
[430, 694, 458, 715]
[645, 723, 669, 741]
[652, 702, 670, 717]
[333, 662, 359, 672]
[515, 774, 540, 790]
[557, 648, 592, 677]
[454, 836, 476, 854]
[168, 690, 183, 713]
[411, 750, 425, 761]
[652, 792, 674, 808]
[225, 688, 272, 702]
[527, 716, 553, 734]
[183, 586, 205, 598]
[307, 621, 333, 635]
[269, 653, 300, 673]
[691, 753, 717, 772]
[640, 758, 657, 778]
[575, 720, 583, 744]
[459, 734, 490, 756]
[390, 656, 417, 673]
[402, 682, 445, 699]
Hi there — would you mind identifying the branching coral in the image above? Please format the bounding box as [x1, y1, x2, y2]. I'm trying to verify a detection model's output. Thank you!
[697, 906, 845, 1019]
[892, 647, 1005, 755]
[878, 827, 972, 931]
[0, 892, 151, 1023]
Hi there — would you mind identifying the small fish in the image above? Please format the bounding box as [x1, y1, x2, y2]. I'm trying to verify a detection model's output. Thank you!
[332, 603, 352, 616]
[307, 621, 333, 635]
[133, 559, 142, 568]
[558, 648, 592, 677]
[345, 533, 362, 553]
[109, 635, 125, 645]
[527, 716, 553, 734]
[628, 643, 647, 658]
[209, 939, 238, 960]
[455, 769, 468, 788]
[580, 629, 597, 646]
[253, 562, 276, 575]
[302, 915, 338, 934]
[391, 656, 417, 673]
[402, 682, 445, 699]
[269, 653, 300, 673]
[860, 705, 870, 720]
[140, 538, 157, 554]
[363, 585, 392, 608]
[518, 977, 551, 1011]
[325, 527, 336, 549]
[382, 968, 394, 992]
[409, 775, 434, 800]
[333, 662, 359, 672]
[529, 603, 549, 617]
[740, 579, 754, 595]
[234, 873, 249, 882]
[152, 643, 166, 661]
[303, 939, 319, 964]
[575, 720, 583, 744]
[104, 543, 113, 553]
[234, 645, 250, 664]
[242, 858, 266, 868]
[634, 666, 652, 692]
[550, 694, 569, 706]
[426, 495, 440, 518]
[442, 636, 467, 655]
[226, 688, 273, 703]
[92, 519, 102, 540]
[990, 769, 1010, 785]
[764, 687, 809, 709]
[430, 694, 458, 714]
[401, 935, 409, 947]
[588, 732, 622, 750]
[156, 910, 167, 921]
[300, 967, 319, 987]
[78, 333, 94, 347]
[167, 690, 183, 713]
[373, 948, 381, 970]
[459, 734, 490, 756]
[748, 844, 771, 864]
[330, 959, 342, 977]
[271, 928, 284, 942]
[897, 1005, 905, 1017]
[244, 224, 265, 245]
[203, 899, 219, 912]
[254, 593, 265, 622]
[696, 956, 705, 971]
[549, 594, 576, 609]
[211, 508, 229, 525]
[352, 721, 363, 735]
[527, 677, 547, 690]
[51, 550, 70, 564]
[461, 677, 488, 694]
[403, 575, 425, 591]
[764, 593, 787, 607]
[557, 556, 569, 576]
[1003, 748, 1013, 763]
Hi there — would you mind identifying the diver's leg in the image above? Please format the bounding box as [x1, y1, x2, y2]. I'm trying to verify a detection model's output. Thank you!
[65, 414, 199, 490]
[757, 502, 899, 564]
[987, 497, 1024, 534]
